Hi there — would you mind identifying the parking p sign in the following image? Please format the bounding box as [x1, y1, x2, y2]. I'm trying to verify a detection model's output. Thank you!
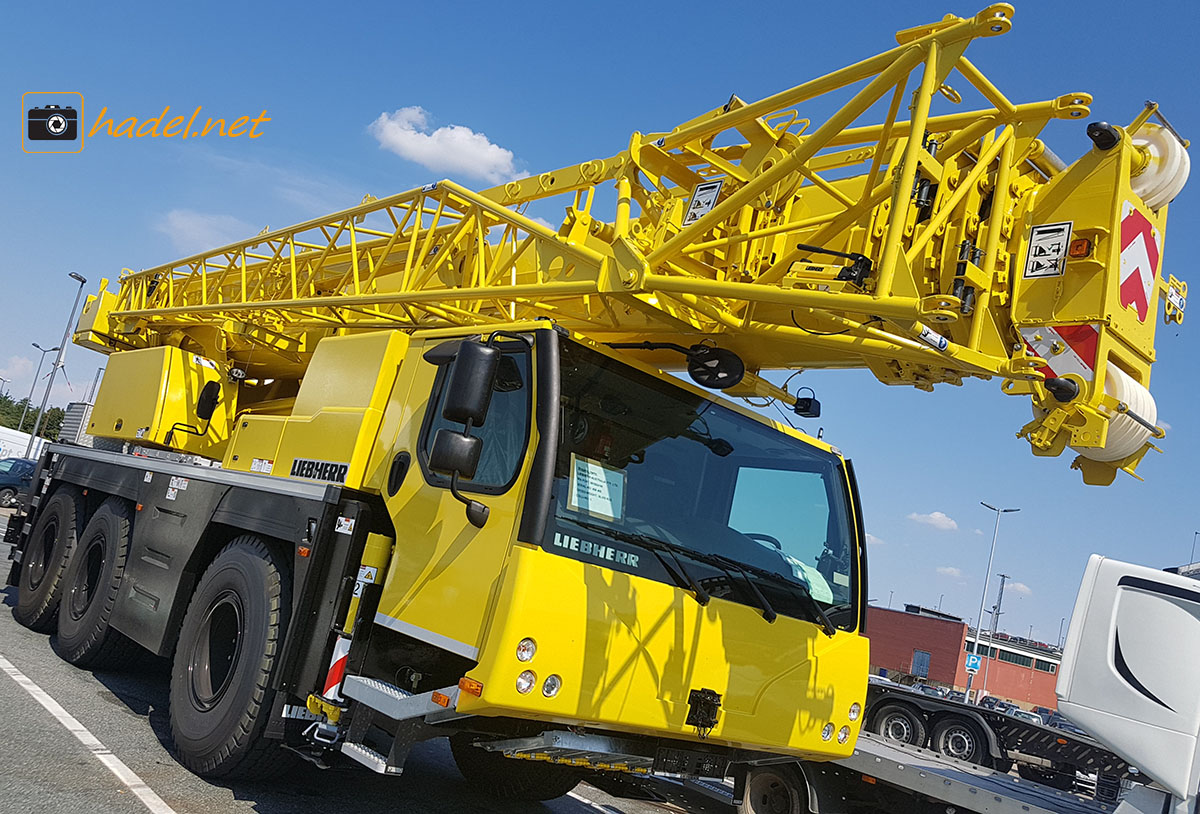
[965, 653, 982, 674]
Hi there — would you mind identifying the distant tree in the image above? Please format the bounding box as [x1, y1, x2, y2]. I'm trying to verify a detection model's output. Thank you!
[0, 395, 66, 439]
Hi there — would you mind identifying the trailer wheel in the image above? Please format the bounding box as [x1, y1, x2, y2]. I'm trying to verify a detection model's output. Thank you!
[54, 497, 140, 668]
[14, 487, 84, 631]
[871, 703, 927, 747]
[449, 735, 581, 800]
[738, 765, 807, 814]
[930, 717, 990, 766]
[169, 535, 292, 779]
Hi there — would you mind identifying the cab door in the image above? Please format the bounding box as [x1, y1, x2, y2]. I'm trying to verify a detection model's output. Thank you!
[371, 334, 538, 666]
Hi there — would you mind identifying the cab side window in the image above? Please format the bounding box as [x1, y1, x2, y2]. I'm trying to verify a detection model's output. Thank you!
[420, 345, 531, 493]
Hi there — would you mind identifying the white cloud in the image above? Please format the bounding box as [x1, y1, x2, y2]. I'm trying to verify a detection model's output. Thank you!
[866, 533, 885, 546]
[200, 152, 360, 215]
[908, 511, 958, 531]
[936, 566, 963, 578]
[156, 210, 258, 256]
[974, 528, 984, 536]
[369, 106, 525, 184]
[1010, 582, 1033, 595]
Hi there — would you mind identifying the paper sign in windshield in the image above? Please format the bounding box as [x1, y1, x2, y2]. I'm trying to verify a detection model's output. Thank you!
[568, 454, 625, 521]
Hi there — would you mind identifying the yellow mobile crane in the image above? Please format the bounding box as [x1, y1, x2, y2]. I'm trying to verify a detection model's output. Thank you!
[7, 4, 1188, 806]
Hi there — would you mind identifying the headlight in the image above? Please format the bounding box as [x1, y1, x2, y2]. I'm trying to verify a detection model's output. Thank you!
[516, 670, 537, 694]
[838, 726, 851, 744]
[516, 638, 537, 662]
[848, 702, 861, 722]
[821, 723, 834, 741]
[542, 674, 562, 697]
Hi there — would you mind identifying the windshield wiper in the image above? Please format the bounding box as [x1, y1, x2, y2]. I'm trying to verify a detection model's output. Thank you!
[706, 553, 837, 637]
[568, 519, 711, 606]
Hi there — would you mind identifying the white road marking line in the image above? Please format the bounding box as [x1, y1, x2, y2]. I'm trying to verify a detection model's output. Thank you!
[0, 654, 179, 814]
[568, 789, 613, 812]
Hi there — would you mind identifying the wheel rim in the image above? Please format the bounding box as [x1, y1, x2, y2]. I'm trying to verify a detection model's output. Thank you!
[68, 534, 106, 621]
[880, 713, 914, 743]
[188, 590, 245, 712]
[1, 489, 16, 507]
[938, 724, 978, 760]
[25, 518, 58, 591]
[746, 771, 797, 814]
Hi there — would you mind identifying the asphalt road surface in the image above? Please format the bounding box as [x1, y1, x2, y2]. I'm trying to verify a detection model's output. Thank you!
[0, 520, 707, 814]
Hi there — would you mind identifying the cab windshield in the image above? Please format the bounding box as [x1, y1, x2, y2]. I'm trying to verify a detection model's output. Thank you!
[543, 339, 858, 630]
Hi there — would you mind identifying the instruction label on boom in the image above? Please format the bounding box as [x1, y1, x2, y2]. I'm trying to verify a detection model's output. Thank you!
[1023, 221, 1073, 278]
[683, 180, 724, 226]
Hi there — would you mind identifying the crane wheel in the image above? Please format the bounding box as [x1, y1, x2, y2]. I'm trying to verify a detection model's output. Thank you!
[870, 703, 927, 747]
[169, 535, 293, 779]
[930, 717, 990, 766]
[738, 765, 807, 814]
[53, 496, 140, 668]
[13, 486, 84, 632]
[449, 734, 582, 800]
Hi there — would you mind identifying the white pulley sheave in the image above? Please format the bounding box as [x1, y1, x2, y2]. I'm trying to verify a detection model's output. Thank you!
[1131, 122, 1190, 210]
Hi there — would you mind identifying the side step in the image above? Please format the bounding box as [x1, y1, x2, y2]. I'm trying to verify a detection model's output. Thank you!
[338, 675, 463, 775]
[481, 730, 656, 774]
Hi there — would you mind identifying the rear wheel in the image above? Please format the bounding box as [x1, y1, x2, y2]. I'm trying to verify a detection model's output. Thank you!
[14, 487, 84, 631]
[169, 536, 292, 779]
[930, 717, 990, 766]
[55, 497, 140, 669]
[738, 765, 806, 814]
[0, 487, 18, 508]
[449, 734, 581, 800]
[871, 703, 927, 747]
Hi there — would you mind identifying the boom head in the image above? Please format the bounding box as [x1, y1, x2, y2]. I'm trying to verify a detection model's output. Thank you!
[73, 5, 1187, 482]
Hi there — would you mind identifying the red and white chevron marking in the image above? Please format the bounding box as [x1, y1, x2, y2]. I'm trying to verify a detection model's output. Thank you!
[322, 635, 352, 702]
[1021, 324, 1100, 381]
[1119, 202, 1162, 323]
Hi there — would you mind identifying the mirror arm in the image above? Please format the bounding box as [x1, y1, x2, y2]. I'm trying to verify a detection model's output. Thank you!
[448, 471, 490, 528]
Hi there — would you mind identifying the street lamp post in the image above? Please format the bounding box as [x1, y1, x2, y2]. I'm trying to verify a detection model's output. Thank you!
[19, 343, 60, 434]
[972, 501, 1019, 703]
[1191, 531, 1199, 565]
[26, 273, 88, 457]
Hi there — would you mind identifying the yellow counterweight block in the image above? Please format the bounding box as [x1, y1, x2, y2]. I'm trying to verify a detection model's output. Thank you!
[456, 545, 870, 761]
[1008, 123, 1180, 483]
[88, 345, 234, 458]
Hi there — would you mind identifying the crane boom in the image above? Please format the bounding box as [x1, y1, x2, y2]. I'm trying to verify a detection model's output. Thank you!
[75, 3, 1188, 483]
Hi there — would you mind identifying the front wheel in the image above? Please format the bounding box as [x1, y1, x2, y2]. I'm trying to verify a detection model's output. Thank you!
[738, 765, 807, 814]
[930, 717, 991, 766]
[450, 734, 581, 800]
[169, 535, 293, 779]
[871, 702, 927, 747]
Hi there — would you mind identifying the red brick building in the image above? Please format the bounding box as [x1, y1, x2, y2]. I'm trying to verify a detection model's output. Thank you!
[866, 605, 1061, 710]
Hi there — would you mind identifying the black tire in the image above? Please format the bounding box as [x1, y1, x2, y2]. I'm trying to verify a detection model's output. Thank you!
[55, 497, 140, 669]
[871, 702, 927, 747]
[738, 765, 807, 814]
[0, 487, 17, 508]
[14, 487, 84, 631]
[930, 716, 991, 766]
[450, 734, 581, 800]
[169, 535, 293, 779]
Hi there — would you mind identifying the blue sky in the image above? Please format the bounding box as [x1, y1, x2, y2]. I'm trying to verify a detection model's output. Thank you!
[3, 1, 1198, 643]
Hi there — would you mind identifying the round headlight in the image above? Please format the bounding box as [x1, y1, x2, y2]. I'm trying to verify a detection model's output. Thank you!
[821, 723, 834, 741]
[516, 670, 537, 694]
[542, 674, 562, 697]
[848, 702, 861, 722]
[838, 726, 851, 744]
[516, 638, 537, 662]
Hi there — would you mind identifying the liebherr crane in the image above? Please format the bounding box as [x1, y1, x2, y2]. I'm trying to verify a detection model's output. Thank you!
[8, 5, 1189, 809]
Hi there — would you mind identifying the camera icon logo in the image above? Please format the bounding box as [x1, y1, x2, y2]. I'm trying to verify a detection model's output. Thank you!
[22, 92, 84, 153]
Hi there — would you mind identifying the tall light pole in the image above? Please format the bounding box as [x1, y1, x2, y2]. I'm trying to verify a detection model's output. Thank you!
[26, 273, 87, 457]
[1191, 531, 1199, 565]
[19, 343, 59, 434]
[980, 573, 1010, 698]
[972, 501, 1019, 703]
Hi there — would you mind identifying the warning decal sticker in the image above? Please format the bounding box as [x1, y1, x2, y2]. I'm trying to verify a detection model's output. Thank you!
[1022, 221, 1073, 278]
[682, 179, 724, 226]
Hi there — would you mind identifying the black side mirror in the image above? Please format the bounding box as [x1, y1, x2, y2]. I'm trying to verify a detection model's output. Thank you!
[196, 380, 221, 422]
[429, 429, 481, 479]
[442, 340, 501, 426]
